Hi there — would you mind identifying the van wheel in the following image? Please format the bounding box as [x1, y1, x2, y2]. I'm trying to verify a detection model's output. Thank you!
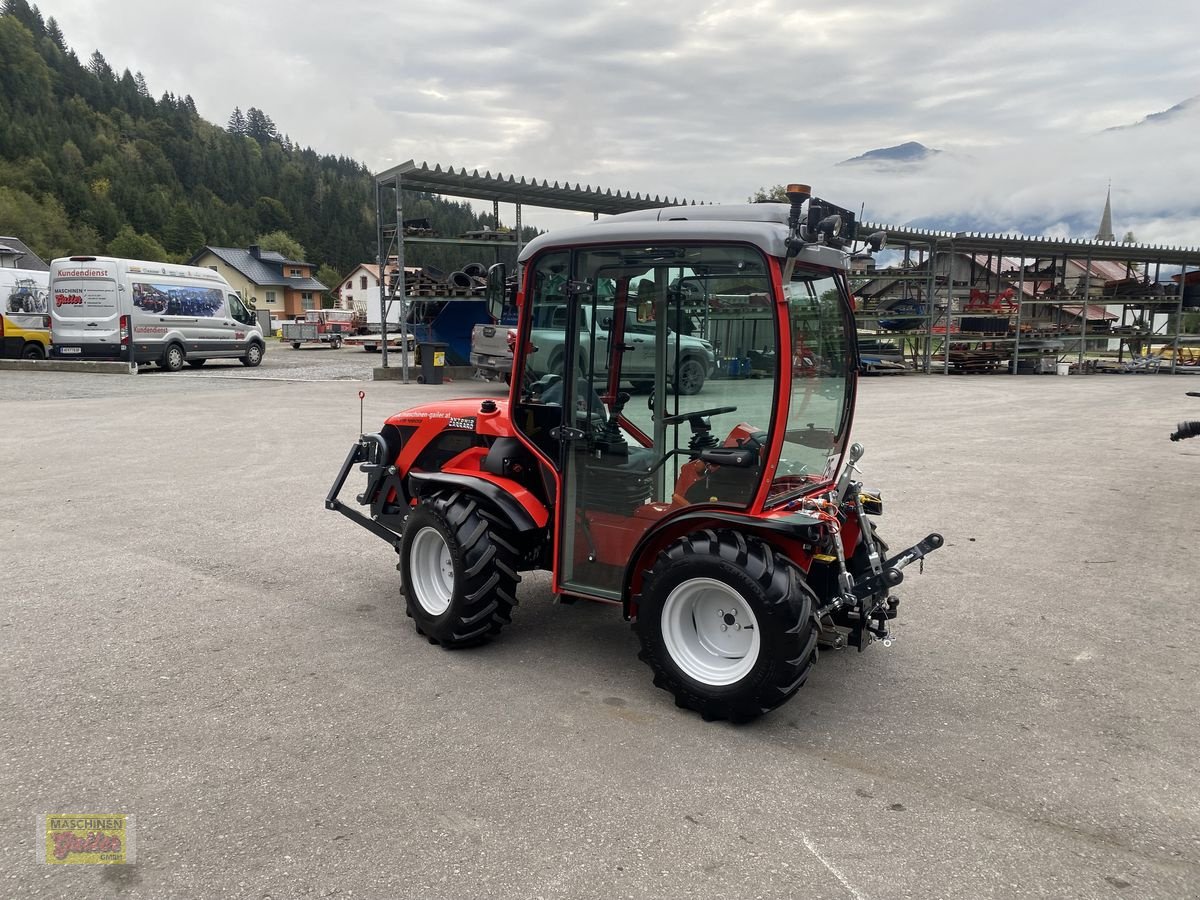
[187, 359, 206, 368]
[240, 342, 263, 367]
[21, 343, 45, 360]
[163, 344, 185, 372]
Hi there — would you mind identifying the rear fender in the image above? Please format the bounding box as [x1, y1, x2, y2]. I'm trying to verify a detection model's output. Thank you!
[407, 470, 548, 534]
[621, 509, 821, 619]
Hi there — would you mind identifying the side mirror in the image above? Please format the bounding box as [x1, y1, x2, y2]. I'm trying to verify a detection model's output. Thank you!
[486, 263, 507, 322]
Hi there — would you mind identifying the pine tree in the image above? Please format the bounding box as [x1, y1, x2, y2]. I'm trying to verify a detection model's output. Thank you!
[162, 201, 205, 254]
[244, 107, 278, 142]
[227, 106, 245, 134]
[88, 49, 112, 80]
[134, 70, 149, 96]
[45, 14, 63, 49]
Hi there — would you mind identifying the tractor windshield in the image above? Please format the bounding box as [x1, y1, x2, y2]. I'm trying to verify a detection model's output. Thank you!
[768, 269, 854, 503]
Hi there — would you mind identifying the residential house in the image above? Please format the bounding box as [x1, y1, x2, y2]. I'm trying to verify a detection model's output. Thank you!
[338, 260, 423, 326]
[188, 245, 328, 320]
[339, 263, 385, 314]
[0, 236, 48, 271]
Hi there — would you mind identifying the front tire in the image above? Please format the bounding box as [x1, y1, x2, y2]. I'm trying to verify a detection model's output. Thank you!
[675, 356, 706, 395]
[240, 342, 264, 367]
[400, 490, 521, 647]
[633, 530, 819, 722]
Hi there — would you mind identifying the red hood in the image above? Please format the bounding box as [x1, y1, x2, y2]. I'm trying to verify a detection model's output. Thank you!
[386, 398, 514, 437]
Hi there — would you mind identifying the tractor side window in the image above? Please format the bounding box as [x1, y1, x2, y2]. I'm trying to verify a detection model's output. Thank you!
[524, 251, 571, 386]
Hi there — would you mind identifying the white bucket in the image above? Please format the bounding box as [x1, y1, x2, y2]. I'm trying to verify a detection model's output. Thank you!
[1056, 362, 1070, 376]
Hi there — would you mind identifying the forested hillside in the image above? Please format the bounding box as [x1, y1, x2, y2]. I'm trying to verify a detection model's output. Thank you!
[0, 0, 508, 282]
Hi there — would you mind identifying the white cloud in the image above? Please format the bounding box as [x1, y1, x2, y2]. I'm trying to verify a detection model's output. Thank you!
[41, 0, 1200, 244]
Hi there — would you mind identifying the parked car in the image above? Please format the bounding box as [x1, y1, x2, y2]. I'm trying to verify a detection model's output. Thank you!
[528, 304, 715, 395]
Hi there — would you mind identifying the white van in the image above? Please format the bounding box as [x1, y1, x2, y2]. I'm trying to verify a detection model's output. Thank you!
[1, 267, 50, 359]
[49, 256, 266, 370]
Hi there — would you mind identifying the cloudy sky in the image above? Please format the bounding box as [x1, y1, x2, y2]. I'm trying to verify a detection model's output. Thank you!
[44, 0, 1200, 242]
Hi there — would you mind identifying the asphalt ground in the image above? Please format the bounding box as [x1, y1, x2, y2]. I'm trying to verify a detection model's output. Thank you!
[1, 352, 1198, 899]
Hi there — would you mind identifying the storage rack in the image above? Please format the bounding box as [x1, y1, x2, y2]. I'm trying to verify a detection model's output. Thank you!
[372, 160, 696, 380]
[852, 226, 1200, 375]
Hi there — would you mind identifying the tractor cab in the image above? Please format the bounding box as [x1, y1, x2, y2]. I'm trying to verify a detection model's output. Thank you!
[329, 184, 942, 723]
[506, 213, 855, 602]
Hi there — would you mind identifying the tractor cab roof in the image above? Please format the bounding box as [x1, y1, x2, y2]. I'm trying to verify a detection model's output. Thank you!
[519, 203, 849, 272]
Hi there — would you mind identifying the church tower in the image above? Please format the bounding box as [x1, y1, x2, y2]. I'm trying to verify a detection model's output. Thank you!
[1095, 184, 1115, 242]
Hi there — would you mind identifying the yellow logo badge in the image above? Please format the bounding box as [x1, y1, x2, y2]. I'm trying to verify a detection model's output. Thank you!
[39, 815, 134, 865]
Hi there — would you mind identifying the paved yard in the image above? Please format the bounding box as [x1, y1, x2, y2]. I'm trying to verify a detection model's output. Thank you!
[1, 363, 1197, 898]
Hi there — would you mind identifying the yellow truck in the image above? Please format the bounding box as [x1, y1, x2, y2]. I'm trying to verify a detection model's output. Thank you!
[1, 268, 50, 359]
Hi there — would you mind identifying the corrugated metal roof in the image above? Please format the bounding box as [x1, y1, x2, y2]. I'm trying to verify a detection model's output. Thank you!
[375, 160, 699, 215]
[862, 222, 1200, 266]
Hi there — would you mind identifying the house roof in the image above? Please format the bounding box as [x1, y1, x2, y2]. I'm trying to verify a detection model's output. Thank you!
[1060, 304, 1118, 320]
[0, 236, 49, 271]
[286, 277, 327, 291]
[191, 246, 327, 291]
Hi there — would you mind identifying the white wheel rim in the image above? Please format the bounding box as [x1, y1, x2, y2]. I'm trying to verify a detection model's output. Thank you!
[409, 526, 454, 616]
[661, 577, 761, 686]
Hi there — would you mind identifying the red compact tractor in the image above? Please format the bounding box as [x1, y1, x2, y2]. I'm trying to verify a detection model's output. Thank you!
[328, 185, 942, 722]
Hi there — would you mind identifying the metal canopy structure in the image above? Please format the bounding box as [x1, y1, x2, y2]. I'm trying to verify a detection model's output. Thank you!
[376, 159, 697, 217]
[855, 221, 1200, 376]
[862, 221, 1200, 266]
[373, 161, 701, 378]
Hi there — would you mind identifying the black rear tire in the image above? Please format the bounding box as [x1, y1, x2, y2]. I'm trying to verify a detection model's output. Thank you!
[633, 529, 819, 722]
[162, 343, 185, 372]
[21, 343, 45, 360]
[400, 490, 521, 648]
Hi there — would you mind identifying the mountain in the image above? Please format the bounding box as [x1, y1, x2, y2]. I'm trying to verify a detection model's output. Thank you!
[1105, 95, 1200, 131]
[838, 141, 942, 167]
[0, 0, 505, 279]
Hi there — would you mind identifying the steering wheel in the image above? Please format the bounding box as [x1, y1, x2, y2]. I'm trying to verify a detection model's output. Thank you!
[660, 406, 737, 426]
